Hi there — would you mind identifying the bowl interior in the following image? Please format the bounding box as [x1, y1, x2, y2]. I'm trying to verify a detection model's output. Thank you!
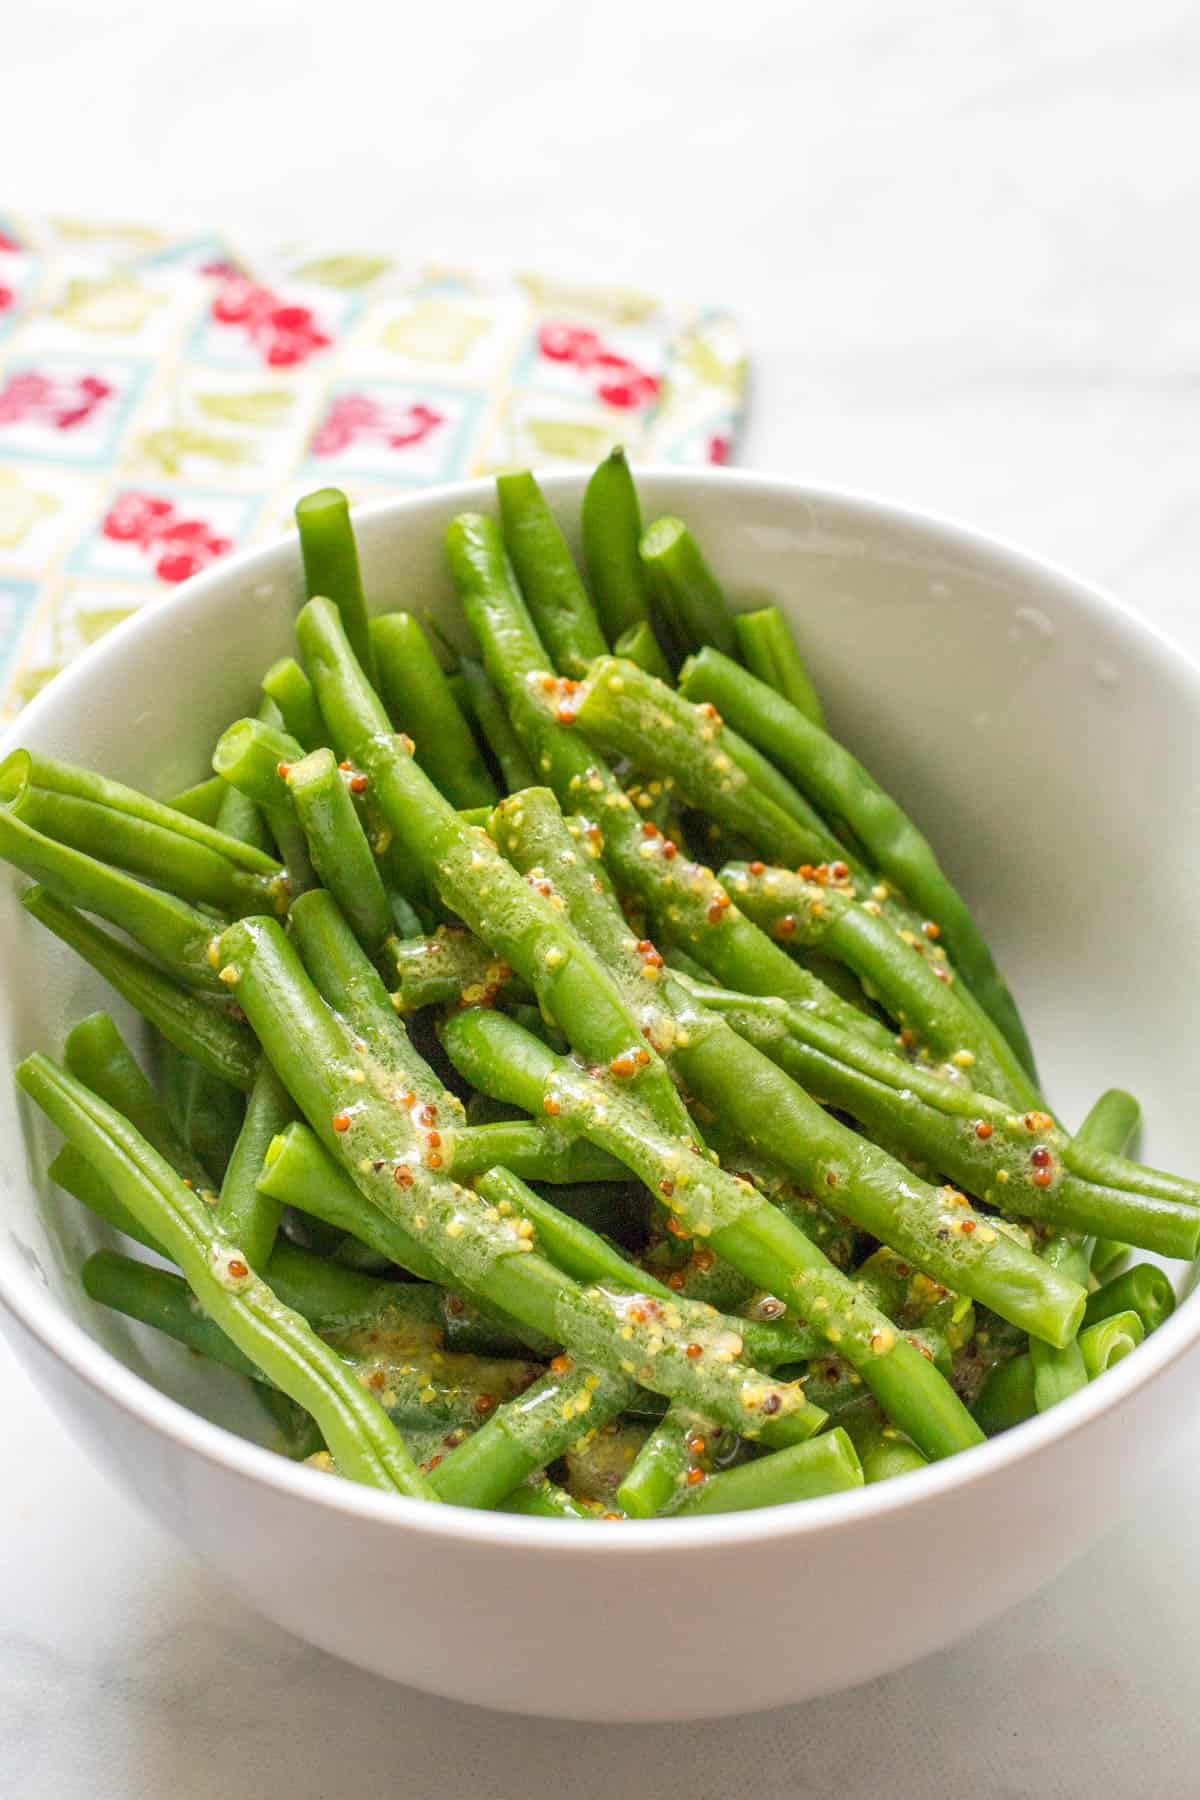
[2, 469, 1199, 1456]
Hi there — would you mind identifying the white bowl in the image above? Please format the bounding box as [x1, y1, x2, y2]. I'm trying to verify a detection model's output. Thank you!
[2, 471, 1198, 1723]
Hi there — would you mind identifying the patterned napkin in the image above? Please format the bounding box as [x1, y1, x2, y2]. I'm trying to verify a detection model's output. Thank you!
[0, 213, 747, 719]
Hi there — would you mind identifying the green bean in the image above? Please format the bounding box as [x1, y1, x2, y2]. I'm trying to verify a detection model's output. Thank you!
[215, 781, 275, 859]
[85, 1246, 537, 1434]
[258, 1388, 326, 1460]
[279, 725, 434, 938]
[570, 661, 1031, 1090]
[371, 612, 498, 808]
[313, 1337, 541, 1433]
[219, 915, 823, 1449]
[491, 797, 1085, 1343]
[1083, 1264, 1176, 1337]
[973, 1353, 1037, 1436]
[445, 668, 472, 719]
[0, 794, 230, 989]
[1024, 1089, 1140, 1410]
[733, 604, 825, 728]
[64, 1012, 213, 1191]
[211, 716, 315, 896]
[284, 748, 392, 951]
[672, 1428, 863, 1516]
[22, 887, 258, 1091]
[283, 1264, 443, 1334]
[288, 887, 448, 1108]
[838, 1398, 928, 1483]
[457, 657, 537, 792]
[613, 620, 671, 684]
[429, 1363, 635, 1509]
[716, 727, 854, 852]
[297, 593, 693, 1139]
[211, 704, 286, 861]
[571, 657, 845, 871]
[387, 927, 518, 1014]
[1028, 1230, 1093, 1414]
[256, 1124, 540, 1360]
[440, 1005, 986, 1460]
[51, 1143, 161, 1253]
[456, 1123, 625, 1186]
[492, 999, 1078, 1348]
[463, 595, 884, 1044]
[1061, 1136, 1200, 1211]
[261, 656, 326, 751]
[449, 538, 892, 1050]
[622, 835, 892, 1045]
[0, 773, 284, 915]
[158, 1042, 245, 1183]
[976, 1305, 1147, 1434]
[497, 1479, 594, 1519]
[1090, 1240, 1129, 1280]
[18, 1052, 431, 1497]
[215, 1062, 293, 1270]
[679, 648, 1036, 1078]
[498, 796, 1014, 1338]
[852, 1245, 971, 1360]
[722, 860, 1030, 1104]
[496, 471, 607, 676]
[83, 1248, 266, 1381]
[475, 1167, 820, 1370]
[261, 1117, 622, 1303]
[165, 776, 227, 825]
[259, 1122, 451, 1285]
[685, 979, 1200, 1260]
[1076, 1088, 1141, 1156]
[639, 516, 739, 662]
[295, 487, 377, 686]
[1075, 1088, 1140, 1275]
[617, 1403, 707, 1517]
[1, 747, 280, 876]
[332, 1235, 392, 1274]
[581, 447, 652, 643]
[1079, 1309, 1144, 1379]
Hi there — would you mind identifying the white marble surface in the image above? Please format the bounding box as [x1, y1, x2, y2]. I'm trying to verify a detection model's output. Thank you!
[5, 2, 1200, 1792]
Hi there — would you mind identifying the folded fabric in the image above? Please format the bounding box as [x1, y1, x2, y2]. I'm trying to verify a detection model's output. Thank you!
[0, 212, 747, 717]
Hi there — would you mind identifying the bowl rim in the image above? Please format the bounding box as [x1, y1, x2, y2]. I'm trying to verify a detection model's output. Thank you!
[3, 463, 1199, 1556]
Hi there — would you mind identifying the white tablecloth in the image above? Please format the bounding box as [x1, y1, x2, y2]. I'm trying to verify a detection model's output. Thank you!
[5, 4, 1200, 1791]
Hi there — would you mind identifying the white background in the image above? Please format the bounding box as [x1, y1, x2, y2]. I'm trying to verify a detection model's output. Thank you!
[4, 3, 1200, 1793]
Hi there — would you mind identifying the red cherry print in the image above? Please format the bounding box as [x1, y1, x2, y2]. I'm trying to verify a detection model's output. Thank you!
[210, 279, 331, 366]
[596, 367, 659, 410]
[103, 492, 173, 543]
[0, 370, 114, 433]
[269, 305, 313, 331]
[538, 321, 600, 363]
[211, 279, 258, 323]
[537, 320, 658, 410]
[101, 492, 234, 580]
[156, 551, 205, 583]
[312, 393, 444, 458]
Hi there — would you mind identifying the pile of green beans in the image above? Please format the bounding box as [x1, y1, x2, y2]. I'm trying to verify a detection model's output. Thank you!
[6, 452, 1195, 1523]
